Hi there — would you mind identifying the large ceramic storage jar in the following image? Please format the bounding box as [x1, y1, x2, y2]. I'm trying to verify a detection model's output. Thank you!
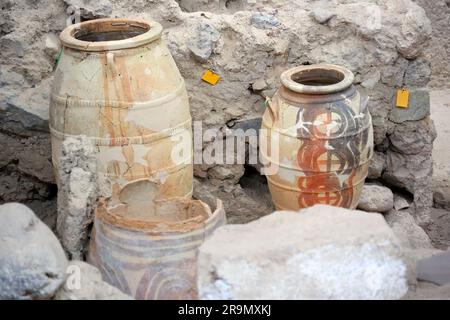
[50, 19, 193, 201]
[261, 64, 373, 210]
[88, 180, 226, 300]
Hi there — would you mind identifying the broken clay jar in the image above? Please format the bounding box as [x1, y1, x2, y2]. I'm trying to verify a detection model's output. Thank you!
[261, 64, 373, 210]
[88, 180, 226, 300]
[50, 18, 193, 201]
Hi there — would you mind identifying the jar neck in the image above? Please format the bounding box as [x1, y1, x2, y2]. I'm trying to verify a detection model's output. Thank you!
[280, 64, 355, 95]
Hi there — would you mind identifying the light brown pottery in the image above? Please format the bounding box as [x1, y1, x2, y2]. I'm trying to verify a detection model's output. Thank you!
[261, 64, 373, 210]
[50, 18, 193, 201]
[88, 180, 226, 300]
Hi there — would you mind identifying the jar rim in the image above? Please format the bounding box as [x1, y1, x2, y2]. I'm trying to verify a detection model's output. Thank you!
[280, 64, 355, 95]
[95, 196, 224, 233]
[60, 18, 162, 52]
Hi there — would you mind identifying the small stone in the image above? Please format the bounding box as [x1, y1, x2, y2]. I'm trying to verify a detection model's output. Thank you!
[45, 33, 61, 57]
[404, 58, 431, 87]
[0, 203, 68, 300]
[395, 6, 432, 59]
[187, 23, 220, 62]
[252, 78, 267, 91]
[54, 261, 133, 300]
[384, 209, 433, 250]
[388, 117, 436, 155]
[388, 90, 430, 124]
[361, 70, 381, 89]
[368, 151, 386, 179]
[357, 184, 394, 213]
[208, 165, 245, 184]
[198, 205, 408, 300]
[250, 12, 280, 29]
[64, 0, 112, 20]
[394, 194, 410, 211]
[310, 7, 335, 24]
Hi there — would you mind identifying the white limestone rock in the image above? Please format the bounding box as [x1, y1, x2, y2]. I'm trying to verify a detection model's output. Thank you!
[57, 136, 98, 260]
[0, 203, 68, 300]
[198, 205, 408, 300]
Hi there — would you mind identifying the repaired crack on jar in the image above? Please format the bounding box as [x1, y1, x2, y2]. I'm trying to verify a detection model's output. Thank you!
[88, 179, 226, 300]
[50, 18, 193, 201]
[261, 64, 373, 210]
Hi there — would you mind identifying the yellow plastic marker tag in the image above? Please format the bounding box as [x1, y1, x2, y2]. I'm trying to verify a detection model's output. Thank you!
[396, 89, 409, 108]
[202, 70, 221, 86]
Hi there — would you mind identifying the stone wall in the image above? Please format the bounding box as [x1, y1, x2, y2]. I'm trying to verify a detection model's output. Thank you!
[412, 0, 450, 88]
[0, 0, 438, 226]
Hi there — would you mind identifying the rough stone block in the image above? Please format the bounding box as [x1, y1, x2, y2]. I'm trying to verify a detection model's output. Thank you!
[357, 184, 394, 213]
[404, 58, 431, 87]
[388, 90, 430, 124]
[384, 209, 433, 250]
[417, 250, 450, 286]
[57, 136, 97, 260]
[187, 23, 220, 62]
[250, 12, 280, 29]
[198, 205, 408, 300]
[0, 203, 68, 300]
[368, 151, 386, 179]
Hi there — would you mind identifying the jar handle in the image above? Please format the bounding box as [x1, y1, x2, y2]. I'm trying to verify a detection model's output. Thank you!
[360, 94, 370, 113]
[106, 52, 118, 77]
[266, 97, 277, 120]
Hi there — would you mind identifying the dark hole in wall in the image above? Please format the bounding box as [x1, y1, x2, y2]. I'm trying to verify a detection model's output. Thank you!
[225, 0, 240, 9]
[239, 164, 265, 189]
[239, 165, 271, 198]
[238, 164, 275, 215]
